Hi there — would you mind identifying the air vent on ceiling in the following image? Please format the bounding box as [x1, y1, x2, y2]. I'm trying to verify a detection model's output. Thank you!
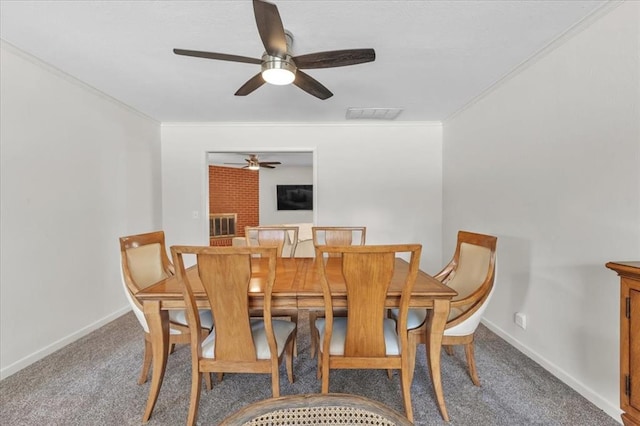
[345, 107, 404, 120]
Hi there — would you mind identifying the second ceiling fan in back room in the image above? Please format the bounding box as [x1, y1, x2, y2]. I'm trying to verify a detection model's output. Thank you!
[173, 0, 376, 100]
[224, 154, 281, 170]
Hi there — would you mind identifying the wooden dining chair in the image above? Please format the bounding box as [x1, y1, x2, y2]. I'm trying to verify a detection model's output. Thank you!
[119, 231, 213, 385]
[392, 230, 497, 415]
[245, 226, 299, 258]
[311, 226, 367, 256]
[245, 226, 300, 353]
[171, 245, 296, 426]
[314, 244, 422, 423]
[309, 226, 367, 358]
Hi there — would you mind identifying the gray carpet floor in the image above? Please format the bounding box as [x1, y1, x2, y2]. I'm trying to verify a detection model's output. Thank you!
[0, 311, 617, 426]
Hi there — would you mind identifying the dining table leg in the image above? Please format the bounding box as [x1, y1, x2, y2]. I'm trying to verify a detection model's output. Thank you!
[426, 298, 451, 422]
[142, 300, 169, 423]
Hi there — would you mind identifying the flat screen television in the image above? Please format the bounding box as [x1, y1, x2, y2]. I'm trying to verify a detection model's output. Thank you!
[277, 184, 313, 210]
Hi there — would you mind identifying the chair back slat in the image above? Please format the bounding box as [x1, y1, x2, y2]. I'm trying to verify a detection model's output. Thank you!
[246, 226, 299, 258]
[312, 226, 366, 257]
[326, 229, 354, 246]
[197, 252, 256, 361]
[342, 251, 395, 357]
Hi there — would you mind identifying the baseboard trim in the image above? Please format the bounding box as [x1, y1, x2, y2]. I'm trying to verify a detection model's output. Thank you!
[0, 306, 131, 380]
[481, 319, 623, 424]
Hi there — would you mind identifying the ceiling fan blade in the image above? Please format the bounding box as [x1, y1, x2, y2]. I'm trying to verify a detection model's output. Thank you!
[293, 71, 333, 100]
[235, 73, 266, 96]
[259, 161, 281, 165]
[173, 49, 261, 65]
[260, 164, 276, 169]
[253, 0, 287, 56]
[293, 49, 376, 69]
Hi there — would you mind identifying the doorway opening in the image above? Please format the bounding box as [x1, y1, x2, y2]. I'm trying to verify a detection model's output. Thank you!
[206, 151, 314, 247]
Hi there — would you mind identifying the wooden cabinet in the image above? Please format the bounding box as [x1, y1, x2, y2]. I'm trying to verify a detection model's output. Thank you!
[607, 261, 640, 426]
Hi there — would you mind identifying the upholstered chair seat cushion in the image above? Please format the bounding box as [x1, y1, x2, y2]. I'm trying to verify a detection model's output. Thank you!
[201, 319, 296, 359]
[315, 317, 400, 356]
[170, 309, 214, 330]
[391, 288, 493, 336]
[391, 306, 466, 330]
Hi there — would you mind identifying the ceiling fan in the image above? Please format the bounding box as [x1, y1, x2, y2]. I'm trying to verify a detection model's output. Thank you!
[225, 154, 281, 170]
[173, 0, 376, 100]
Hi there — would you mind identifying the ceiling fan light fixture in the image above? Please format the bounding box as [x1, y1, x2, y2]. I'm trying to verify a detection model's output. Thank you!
[174, 3, 375, 99]
[261, 54, 296, 85]
[248, 161, 260, 170]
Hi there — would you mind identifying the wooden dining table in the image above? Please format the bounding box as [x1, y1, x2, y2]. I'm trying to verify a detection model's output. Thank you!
[135, 256, 457, 423]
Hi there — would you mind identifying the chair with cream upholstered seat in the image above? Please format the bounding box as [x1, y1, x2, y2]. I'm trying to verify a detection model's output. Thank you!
[245, 226, 299, 258]
[245, 226, 300, 353]
[314, 244, 422, 423]
[308, 226, 367, 358]
[119, 231, 213, 385]
[311, 226, 367, 255]
[171, 245, 296, 426]
[393, 230, 497, 396]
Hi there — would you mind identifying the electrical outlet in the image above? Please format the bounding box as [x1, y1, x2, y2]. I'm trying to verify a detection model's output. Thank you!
[515, 312, 527, 330]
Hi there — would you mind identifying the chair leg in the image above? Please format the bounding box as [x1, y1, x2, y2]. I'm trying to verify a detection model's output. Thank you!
[291, 312, 298, 357]
[271, 361, 281, 398]
[187, 371, 203, 426]
[445, 345, 454, 356]
[309, 311, 318, 359]
[204, 372, 212, 391]
[138, 337, 153, 385]
[399, 360, 414, 423]
[464, 340, 481, 386]
[407, 329, 419, 382]
[321, 353, 330, 393]
[285, 334, 295, 384]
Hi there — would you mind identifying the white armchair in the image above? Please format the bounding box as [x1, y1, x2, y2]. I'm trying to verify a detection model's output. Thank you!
[119, 231, 213, 384]
[392, 230, 497, 387]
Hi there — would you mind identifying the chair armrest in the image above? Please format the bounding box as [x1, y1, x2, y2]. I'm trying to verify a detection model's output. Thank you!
[433, 260, 456, 283]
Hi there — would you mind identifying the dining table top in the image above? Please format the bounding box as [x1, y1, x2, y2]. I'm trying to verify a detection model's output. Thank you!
[136, 257, 457, 309]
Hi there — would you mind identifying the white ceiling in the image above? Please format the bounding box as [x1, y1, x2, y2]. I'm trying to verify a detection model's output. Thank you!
[0, 0, 609, 123]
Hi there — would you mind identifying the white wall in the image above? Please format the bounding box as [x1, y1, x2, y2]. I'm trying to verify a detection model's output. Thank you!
[161, 123, 443, 271]
[442, 2, 639, 420]
[0, 41, 162, 378]
[259, 165, 313, 225]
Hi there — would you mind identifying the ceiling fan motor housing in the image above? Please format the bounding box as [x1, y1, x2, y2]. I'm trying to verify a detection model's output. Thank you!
[261, 53, 296, 85]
